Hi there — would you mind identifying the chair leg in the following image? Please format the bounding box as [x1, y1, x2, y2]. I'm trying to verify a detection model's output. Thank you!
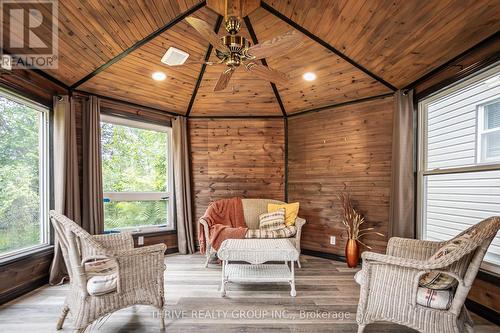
[204, 253, 210, 268]
[297, 258, 302, 269]
[56, 305, 69, 330]
[159, 306, 165, 330]
[357, 324, 366, 333]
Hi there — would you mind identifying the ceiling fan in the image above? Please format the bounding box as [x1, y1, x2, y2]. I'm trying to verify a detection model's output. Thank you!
[171, 14, 304, 91]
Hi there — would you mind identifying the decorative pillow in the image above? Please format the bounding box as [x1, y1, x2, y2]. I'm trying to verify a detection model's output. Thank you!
[416, 287, 454, 310]
[87, 273, 118, 296]
[419, 234, 472, 290]
[85, 258, 118, 296]
[246, 225, 297, 239]
[268, 202, 299, 226]
[259, 208, 286, 231]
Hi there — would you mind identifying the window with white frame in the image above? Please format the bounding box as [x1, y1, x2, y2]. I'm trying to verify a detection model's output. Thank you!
[0, 88, 50, 258]
[478, 99, 500, 163]
[100, 115, 173, 232]
[418, 64, 500, 273]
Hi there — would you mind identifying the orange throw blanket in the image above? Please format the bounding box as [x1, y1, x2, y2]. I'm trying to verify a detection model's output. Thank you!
[199, 197, 247, 254]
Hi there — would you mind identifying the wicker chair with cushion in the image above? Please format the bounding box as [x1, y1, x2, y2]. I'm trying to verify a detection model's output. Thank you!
[50, 211, 166, 333]
[355, 216, 500, 333]
[200, 199, 306, 268]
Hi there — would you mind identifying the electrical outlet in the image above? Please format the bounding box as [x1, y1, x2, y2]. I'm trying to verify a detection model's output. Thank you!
[330, 236, 336, 245]
[138, 236, 144, 246]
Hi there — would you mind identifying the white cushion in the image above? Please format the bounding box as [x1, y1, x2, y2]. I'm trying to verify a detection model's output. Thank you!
[84, 258, 118, 296]
[87, 273, 117, 296]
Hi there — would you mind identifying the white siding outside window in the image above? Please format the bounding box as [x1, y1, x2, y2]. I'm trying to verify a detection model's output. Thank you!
[418, 64, 500, 273]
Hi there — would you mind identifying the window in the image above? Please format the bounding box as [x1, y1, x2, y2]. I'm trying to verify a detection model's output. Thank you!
[418, 64, 500, 273]
[0, 88, 49, 258]
[100, 115, 173, 232]
[478, 99, 500, 163]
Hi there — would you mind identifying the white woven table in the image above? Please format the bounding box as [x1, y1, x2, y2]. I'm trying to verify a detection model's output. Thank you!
[217, 239, 299, 297]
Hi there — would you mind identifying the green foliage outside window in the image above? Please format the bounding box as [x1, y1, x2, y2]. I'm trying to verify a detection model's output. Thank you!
[0, 97, 42, 255]
[101, 121, 169, 230]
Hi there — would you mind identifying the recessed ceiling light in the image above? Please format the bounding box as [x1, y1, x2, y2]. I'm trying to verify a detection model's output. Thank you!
[303, 72, 316, 81]
[152, 72, 166, 81]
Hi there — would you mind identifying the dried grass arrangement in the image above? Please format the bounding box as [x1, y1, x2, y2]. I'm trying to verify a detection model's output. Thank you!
[337, 190, 384, 249]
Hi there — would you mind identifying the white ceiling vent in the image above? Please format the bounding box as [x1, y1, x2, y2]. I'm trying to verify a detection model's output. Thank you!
[161, 47, 189, 66]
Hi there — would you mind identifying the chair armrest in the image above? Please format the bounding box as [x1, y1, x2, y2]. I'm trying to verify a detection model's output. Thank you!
[93, 232, 134, 251]
[199, 218, 211, 246]
[362, 251, 453, 270]
[295, 217, 306, 230]
[111, 244, 166, 293]
[386, 237, 444, 260]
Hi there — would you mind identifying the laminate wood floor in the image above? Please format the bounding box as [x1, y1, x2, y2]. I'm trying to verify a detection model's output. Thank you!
[0, 254, 498, 333]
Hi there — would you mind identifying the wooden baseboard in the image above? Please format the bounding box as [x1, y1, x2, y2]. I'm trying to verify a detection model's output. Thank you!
[166, 247, 179, 255]
[301, 249, 346, 262]
[465, 299, 500, 326]
[0, 275, 49, 305]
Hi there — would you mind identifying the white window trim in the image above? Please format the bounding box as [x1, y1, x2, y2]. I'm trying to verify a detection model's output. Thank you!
[417, 64, 500, 274]
[101, 115, 174, 233]
[477, 98, 500, 164]
[0, 88, 50, 261]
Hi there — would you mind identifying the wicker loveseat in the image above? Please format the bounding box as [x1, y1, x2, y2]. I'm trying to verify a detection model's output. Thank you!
[355, 216, 500, 333]
[199, 199, 306, 268]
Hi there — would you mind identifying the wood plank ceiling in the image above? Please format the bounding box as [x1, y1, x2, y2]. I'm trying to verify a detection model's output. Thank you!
[3, 0, 499, 116]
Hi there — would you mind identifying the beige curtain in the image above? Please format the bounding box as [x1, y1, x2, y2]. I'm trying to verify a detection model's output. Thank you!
[49, 96, 81, 285]
[82, 96, 104, 235]
[389, 90, 415, 238]
[172, 116, 195, 254]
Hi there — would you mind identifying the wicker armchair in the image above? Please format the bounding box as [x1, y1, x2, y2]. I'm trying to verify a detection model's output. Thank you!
[356, 216, 500, 333]
[199, 199, 306, 268]
[49, 211, 166, 333]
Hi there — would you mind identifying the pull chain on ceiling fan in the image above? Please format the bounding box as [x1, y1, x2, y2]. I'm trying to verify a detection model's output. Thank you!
[169, 0, 305, 92]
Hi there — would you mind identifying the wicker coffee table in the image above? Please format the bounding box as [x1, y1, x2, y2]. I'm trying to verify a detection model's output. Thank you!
[217, 239, 299, 297]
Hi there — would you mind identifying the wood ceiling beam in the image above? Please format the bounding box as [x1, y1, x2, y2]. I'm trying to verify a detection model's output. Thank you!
[260, 1, 398, 92]
[288, 92, 395, 118]
[186, 14, 224, 117]
[243, 15, 287, 117]
[69, 1, 207, 91]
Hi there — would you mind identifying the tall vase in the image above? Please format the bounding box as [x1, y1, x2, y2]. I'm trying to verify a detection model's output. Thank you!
[345, 239, 359, 268]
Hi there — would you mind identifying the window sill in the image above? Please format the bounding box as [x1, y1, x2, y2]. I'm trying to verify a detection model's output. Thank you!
[131, 228, 176, 238]
[0, 244, 54, 267]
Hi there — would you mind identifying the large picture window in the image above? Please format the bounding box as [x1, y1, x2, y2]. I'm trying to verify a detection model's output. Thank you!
[100, 115, 173, 232]
[418, 64, 500, 273]
[0, 89, 50, 258]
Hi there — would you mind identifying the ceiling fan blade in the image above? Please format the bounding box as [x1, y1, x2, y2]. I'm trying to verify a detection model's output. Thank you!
[185, 17, 227, 52]
[214, 68, 235, 91]
[244, 62, 289, 85]
[246, 30, 304, 60]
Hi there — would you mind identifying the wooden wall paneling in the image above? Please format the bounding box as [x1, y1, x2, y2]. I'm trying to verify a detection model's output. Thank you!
[262, 0, 500, 88]
[288, 96, 394, 256]
[79, 7, 218, 115]
[2, 0, 204, 85]
[0, 249, 53, 305]
[189, 19, 283, 116]
[133, 231, 178, 254]
[249, 8, 392, 114]
[189, 118, 285, 236]
[0, 69, 66, 106]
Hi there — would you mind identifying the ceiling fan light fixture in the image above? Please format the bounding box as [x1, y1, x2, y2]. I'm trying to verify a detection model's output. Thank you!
[152, 71, 166, 81]
[303, 72, 317, 81]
